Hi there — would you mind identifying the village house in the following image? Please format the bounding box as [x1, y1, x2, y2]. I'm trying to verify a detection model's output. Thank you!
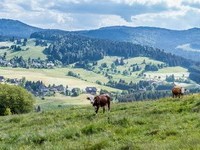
[9, 78, 22, 85]
[0, 76, 5, 82]
[55, 85, 65, 93]
[85, 87, 97, 95]
[46, 62, 55, 68]
[49, 85, 65, 94]
[39, 85, 49, 93]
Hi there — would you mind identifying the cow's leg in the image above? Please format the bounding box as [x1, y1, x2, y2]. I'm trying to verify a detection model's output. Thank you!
[108, 101, 110, 112]
[95, 106, 99, 114]
[103, 106, 105, 113]
[181, 93, 184, 98]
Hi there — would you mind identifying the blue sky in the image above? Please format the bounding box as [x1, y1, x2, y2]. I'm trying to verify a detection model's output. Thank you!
[1, 0, 200, 30]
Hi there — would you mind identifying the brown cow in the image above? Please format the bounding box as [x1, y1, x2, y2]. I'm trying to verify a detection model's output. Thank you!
[172, 86, 185, 98]
[87, 94, 111, 114]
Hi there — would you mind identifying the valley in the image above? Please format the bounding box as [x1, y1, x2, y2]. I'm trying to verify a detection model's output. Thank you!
[0, 19, 200, 109]
[1, 0, 200, 149]
[0, 54, 196, 110]
[1, 0, 200, 148]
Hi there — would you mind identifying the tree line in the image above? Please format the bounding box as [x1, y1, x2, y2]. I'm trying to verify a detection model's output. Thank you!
[31, 30, 193, 68]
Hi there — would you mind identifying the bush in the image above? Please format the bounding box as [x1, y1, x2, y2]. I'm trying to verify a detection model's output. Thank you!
[0, 84, 35, 115]
[4, 108, 12, 115]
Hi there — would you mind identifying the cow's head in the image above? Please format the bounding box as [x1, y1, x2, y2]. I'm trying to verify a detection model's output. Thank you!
[93, 96, 100, 106]
[92, 96, 100, 112]
[87, 96, 94, 104]
[181, 87, 185, 95]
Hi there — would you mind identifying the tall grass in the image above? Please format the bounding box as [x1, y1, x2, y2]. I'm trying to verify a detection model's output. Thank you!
[0, 94, 200, 149]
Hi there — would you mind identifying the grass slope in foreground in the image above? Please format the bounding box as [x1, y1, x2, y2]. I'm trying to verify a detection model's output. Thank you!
[1, 95, 200, 150]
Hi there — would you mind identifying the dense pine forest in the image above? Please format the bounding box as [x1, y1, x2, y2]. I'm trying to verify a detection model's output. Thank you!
[30, 30, 200, 84]
[31, 30, 192, 67]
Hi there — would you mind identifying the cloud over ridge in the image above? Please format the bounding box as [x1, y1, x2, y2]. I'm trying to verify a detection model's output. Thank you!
[0, 0, 200, 30]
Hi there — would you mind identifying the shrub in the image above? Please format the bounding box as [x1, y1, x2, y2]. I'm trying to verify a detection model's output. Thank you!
[4, 108, 12, 115]
[0, 84, 35, 115]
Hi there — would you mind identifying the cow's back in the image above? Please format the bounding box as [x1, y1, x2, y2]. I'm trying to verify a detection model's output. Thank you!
[96, 95, 109, 106]
[172, 87, 182, 97]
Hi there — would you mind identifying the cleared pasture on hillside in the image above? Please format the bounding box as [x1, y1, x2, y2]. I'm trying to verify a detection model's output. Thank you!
[0, 41, 13, 47]
[64, 67, 109, 84]
[93, 56, 165, 83]
[0, 55, 192, 87]
[144, 66, 189, 80]
[0, 67, 119, 92]
[94, 56, 190, 83]
[97, 56, 164, 66]
[0, 40, 47, 60]
[35, 94, 91, 110]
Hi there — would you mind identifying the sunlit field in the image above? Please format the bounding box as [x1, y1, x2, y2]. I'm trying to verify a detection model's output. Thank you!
[1, 94, 200, 149]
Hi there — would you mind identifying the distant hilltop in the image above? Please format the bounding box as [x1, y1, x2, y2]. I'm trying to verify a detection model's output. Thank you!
[1, 18, 200, 60]
[0, 19, 42, 38]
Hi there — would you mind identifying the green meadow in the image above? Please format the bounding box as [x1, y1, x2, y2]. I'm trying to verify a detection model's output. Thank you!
[0, 40, 47, 60]
[1, 94, 200, 150]
[0, 67, 119, 92]
[35, 94, 91, 111]
[0, 40, 191, 86]
[92, 56, 191, 84]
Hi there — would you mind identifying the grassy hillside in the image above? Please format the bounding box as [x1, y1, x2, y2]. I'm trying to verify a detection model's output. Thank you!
[0, 67, 120, 92]
[93, 56, 190, 83]
[36, 94, 91, 111]
[0, 39, 47, 60]
[144, 66, 189, 80]
[1, 94, 200, 150]
[0, 39, 193, 87]
[0, 54, 193, 90]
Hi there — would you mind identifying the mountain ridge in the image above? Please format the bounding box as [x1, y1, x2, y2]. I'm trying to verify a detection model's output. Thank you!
[0, 18, 43, 38]
[76, 26, 200, 61]
[31, 29, 193, 68]
[1, 19, 200, 83]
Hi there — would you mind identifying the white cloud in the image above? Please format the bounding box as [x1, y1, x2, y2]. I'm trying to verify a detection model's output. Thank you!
[110, 0, 181, 7]
[130, 7, 200, 29]
[98, 15, 130, 27]
[0, 0, 200, 30]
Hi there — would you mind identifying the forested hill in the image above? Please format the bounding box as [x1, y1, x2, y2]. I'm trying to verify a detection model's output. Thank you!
[31, 30, 192, 68]
[76, 26, 200, 61]
[0, 19, 42, 38]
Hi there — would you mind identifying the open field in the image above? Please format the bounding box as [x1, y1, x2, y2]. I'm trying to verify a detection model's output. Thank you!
[35, 94, 91, 111]
[97, 56, 164, 67]
[94, 56, 192, 84]
[0, 39, 47, 60]
[0, 47, 190, 84]
[1, 94, 200, 149]
[144, 67, 189, 80]
[0, 55, 194, 90]
[0, 67, 119, 92]
[0, 41, 13, 47]
[92, 56, 166, 83]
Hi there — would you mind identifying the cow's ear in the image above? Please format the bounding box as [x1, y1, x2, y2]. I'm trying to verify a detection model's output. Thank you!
[94, 96, 97, 101]
[95, 96, 100, 103]
[94, 96, 98, 100]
